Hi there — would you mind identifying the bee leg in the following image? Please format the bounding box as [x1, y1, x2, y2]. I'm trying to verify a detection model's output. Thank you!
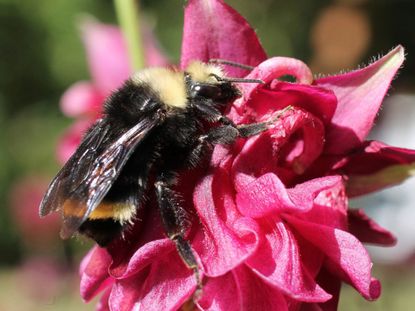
[193, 100, 271, 140]
[154, 178, 202, 297]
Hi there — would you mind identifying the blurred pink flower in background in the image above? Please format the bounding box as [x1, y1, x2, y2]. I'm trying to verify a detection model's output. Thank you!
[58, 18, 168, 163]
[10, 176, 60, 248]
[15, 256, 65, 303]
[57, 0, 415, 310]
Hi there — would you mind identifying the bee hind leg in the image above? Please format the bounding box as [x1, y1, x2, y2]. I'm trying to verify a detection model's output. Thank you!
[154, 177, 202, 299]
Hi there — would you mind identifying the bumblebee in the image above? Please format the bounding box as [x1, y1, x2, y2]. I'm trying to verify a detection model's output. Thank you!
[40, 60, 268, 286]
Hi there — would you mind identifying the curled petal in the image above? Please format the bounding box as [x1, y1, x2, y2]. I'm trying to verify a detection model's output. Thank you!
[181, 0, 267, 77]
[317, 46, 405, 154]
[80, 246, 113, 302]
[234, 57, 313, 109]
[232, 108, 325, 185]
[348, 209, 397, 246]
[246, 221, 331, 302]
[285, 215, 381, 300]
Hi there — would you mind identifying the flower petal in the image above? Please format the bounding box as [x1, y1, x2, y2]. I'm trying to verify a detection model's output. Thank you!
[302, 268, 341, 311]
[181, 0, 267, 77]
[234, 57, 313, 105]
[232, 107, 325, 185]
[193, 168, 260, 277]
[236, 174, 342, 218]
[96, 288, 111, 311]
[80, 246, 113, 302]
[109, 239, 174, 279]
[197, 272, 240, 311]
[81, 18, 131, 93]
[233, 265, 289, 311]
[246, 220, 331, 302]
[109, 251, 196, 311]
[341, 140, 415, 196]
[348, 209, 397, 246]
[299, 177, 348, 230]
[107, 204, 170, 278]
[240, 83, 337, 126]
[317, 46, 404, 154]
[285, 215, 381, 300]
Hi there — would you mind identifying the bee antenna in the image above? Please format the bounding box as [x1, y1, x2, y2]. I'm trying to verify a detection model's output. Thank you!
[223, 77, 265, 84]
[209, 73, 264, 84]
[208, 59, 255, 71]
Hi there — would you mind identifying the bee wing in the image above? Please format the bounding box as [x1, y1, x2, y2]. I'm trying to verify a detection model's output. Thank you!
[59, 117, 159, 239]
[39, 119, 110, 217]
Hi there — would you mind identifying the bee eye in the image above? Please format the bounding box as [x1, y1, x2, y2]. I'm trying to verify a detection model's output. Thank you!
[191, 84, 222, 99]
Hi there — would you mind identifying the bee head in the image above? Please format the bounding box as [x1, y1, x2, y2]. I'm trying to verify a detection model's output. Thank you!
[185, 61, 241, 105]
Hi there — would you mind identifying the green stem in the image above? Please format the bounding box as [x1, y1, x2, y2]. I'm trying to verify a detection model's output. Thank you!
[114, 0, 144, 71]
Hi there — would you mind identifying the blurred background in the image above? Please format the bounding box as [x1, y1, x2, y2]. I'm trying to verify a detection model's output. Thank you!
[1, 0, 415, 310]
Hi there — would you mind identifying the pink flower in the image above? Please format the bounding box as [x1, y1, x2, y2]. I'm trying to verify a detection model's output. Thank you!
[10, 176, 60, 248]
[75, 0, 414, 310]
[58, 18, 169, 164]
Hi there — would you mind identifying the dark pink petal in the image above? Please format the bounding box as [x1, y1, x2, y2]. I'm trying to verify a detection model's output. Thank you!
[57, 119, 92, 164]
[343, 140, 415, 174]
[80, 246, 113, 302]
[60, 81, 104, 117]
[107, 205, 170, 278]
[193, 169, 260, 277]
[316, 46, 404, 154]
[109, 239, 174, 279]
[242, 83, 337, 126]
[81, 19, 131, 93]
[339, 140, 415, 196]
[109, 251, 196, 311]
[236, 174, 342, 218]
[246, 220, 331, 302]
[301, 268, 341, 311]
[285, 215, 381, 300]
[348, 209, 397, 246]
[181, 0, 267, 77]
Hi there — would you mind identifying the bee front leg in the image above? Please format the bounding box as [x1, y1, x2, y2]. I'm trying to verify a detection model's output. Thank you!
[154, 177, 202, 297]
